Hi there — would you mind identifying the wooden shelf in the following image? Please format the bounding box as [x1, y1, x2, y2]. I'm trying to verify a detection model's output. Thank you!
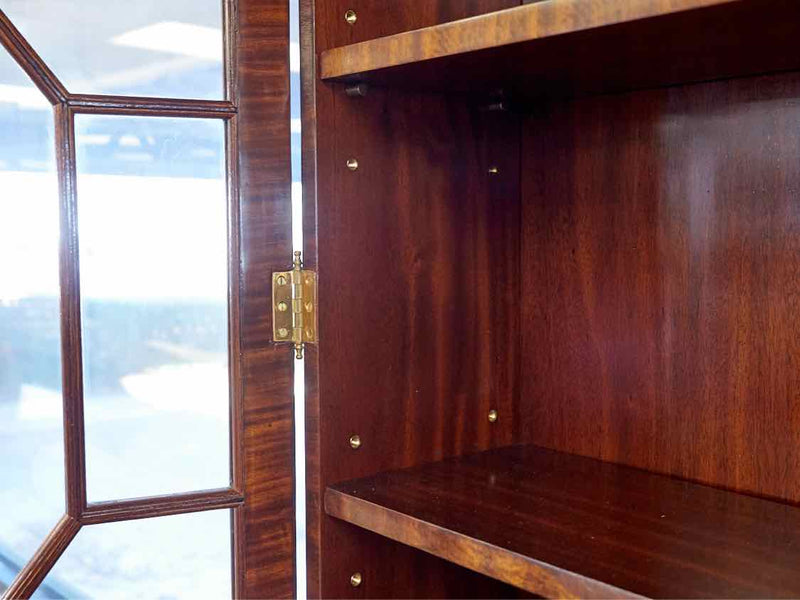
[326, 445, 800, 598]
[320, 0, 800, 100]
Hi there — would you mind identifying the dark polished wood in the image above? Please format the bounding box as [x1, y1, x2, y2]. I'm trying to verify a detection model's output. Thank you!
[319, 0, 800, 103]
[58, 106, 87, 519]
[80, 489, 244, 525]
[521, 70, 800, 504]
[233, 0, 296, 597]
[67, 94, 236, 118]
[307, 77, 521, 596]
[2, 515, 80, 599]
[315, 0, 520, 52]
[327, 445, 800, 599]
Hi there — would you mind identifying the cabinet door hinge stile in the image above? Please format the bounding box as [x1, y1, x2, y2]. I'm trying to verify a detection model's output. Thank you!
[272, 251, 317, 359]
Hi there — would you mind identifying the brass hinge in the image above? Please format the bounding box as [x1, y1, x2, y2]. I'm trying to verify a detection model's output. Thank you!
[272, 251, 317, 359]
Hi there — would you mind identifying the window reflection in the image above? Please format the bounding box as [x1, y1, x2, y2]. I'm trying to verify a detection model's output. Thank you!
[42, 510, 232, 599]
[1, 1, 224, 99]
[75, 115, 230, 502]
[0, 46, 65, 594]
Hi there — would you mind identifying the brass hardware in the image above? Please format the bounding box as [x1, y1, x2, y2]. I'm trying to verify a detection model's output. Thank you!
[346, 158, 359, 171]
[485, 101, 508, 112]
[350, 572, 363, 587]
[488, 166, 499, 174]
[345, 9, 357, 25]
[349, 435, 362, 449]
[345, 83, 369, 97]
[272, 251, 318, 359]
[488, 409, 498, 423]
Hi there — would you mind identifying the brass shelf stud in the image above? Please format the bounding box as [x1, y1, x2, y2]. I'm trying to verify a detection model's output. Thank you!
[345, 9, 357, 25]
[488, 409, 498, 423]
[346, 158, 359, 171]
[350, 572, 363, 587]
[349, 434, 362, 449]
[488, 166, 499, 174]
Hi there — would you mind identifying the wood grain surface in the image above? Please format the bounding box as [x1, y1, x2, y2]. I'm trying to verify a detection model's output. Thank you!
[521, 70, 800, 504]
[319, 0, 800, 104]
[306, 77, 522, 596]
[327, 445, 800, 598]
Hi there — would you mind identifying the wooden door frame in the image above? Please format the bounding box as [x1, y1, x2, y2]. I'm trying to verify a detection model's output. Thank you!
[0, 0, 295, 597]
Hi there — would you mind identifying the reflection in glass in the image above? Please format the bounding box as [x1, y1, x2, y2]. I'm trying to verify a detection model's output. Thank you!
[43, 510, 232, 599]
[76, 115, 230, 501]
[1, 0, 224, 99]
[0, 47, 65, 590]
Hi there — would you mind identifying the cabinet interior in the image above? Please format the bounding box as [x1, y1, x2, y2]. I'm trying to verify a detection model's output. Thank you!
[305, 1, 800, 597]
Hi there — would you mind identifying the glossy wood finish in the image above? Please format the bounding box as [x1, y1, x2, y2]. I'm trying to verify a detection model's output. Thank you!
[319, 0, 800, 103]
[315, 0, 520, 52]
[232, 0, 295, 596]
[521, 70, 800, 504]
[81, 489, 244, 525]
[327, 445, 800, 598]
[306, 76, 521, 595]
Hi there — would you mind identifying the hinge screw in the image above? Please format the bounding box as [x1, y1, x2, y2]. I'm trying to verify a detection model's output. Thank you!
[345, 9, 357, 25]
[278, 327, 289, 338]
[350, 572, 363, 587]
[346, 158, 359, 171]
[305, 301, 314, 312]
[349, 434, 362, 449]
[488, 409, 498, 423]
[277, 301, 288, 312]
[276, 275, 287, 285]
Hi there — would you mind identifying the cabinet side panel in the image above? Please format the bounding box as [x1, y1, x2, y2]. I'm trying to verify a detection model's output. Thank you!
[520, 71, 800, 503]
[310, 82, 521, 597]
[315, 0, 521, 51]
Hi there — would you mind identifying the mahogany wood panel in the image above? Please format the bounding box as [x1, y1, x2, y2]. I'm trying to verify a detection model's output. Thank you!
[521, 71, 800, 503]
[314, 0, 520, 52]
[233, 0, 296, 597]
[319, 0, 800, 104]
[81, 488, 244, 525]
[307, 77, 521, 596]
[327, 445, 800, 599]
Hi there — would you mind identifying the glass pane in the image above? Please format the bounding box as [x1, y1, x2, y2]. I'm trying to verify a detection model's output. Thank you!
[2, 1, 223, 99]
[42, 510, 232, 599]
[76, 114, 229, 501]
[0, 47, 64, 589]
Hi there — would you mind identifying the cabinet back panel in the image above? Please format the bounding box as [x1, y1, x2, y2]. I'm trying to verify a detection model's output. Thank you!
[521, 71, 800, 503]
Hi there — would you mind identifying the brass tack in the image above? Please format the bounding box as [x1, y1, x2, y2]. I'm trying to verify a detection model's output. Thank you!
[346, 158, 359, 171]
[350, 572, 363, 587]
[349, 434, 362, 449]
[488, 409, 498, 423]
[345, 9, 357, 25]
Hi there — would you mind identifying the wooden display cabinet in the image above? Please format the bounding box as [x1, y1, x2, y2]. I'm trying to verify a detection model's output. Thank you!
[300, 0, 800, 598]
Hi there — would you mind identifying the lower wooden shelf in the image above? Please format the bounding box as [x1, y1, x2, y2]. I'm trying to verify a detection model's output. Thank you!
[325, 445, 800, 598]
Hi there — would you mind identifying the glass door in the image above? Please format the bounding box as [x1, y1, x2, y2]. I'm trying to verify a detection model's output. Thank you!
[0, 0, 295, 597]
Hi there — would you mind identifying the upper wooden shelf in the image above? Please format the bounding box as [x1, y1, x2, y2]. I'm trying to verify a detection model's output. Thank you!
[326, 445, 800, 598]
[320, 0, 800, 100]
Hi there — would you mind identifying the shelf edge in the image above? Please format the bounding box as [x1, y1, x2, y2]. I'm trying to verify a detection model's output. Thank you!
[324, 487, 644, 599]
[319, 0, 742, 81]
